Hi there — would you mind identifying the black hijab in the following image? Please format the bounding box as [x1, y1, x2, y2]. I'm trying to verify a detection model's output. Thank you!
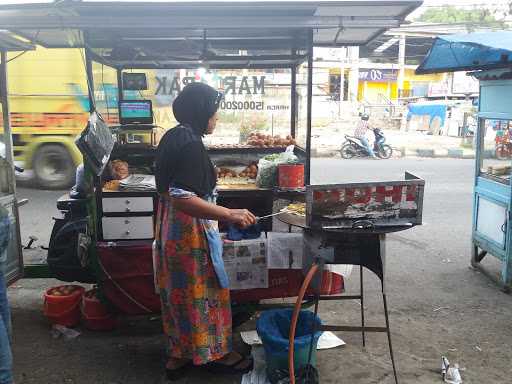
[173, 82, 222, 135]
[155, 82, 221, 196]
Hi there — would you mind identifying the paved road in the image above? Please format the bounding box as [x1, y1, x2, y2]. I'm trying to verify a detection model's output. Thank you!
[16, 157, 475, 249]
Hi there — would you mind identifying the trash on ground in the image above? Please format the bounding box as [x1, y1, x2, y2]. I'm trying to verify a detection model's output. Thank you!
[241, 330, 263, 345]
[51, 324, 81, 340]
[442, 356, 462, 384]
[241, 346, 269, 384]
[241, 346, 320, 384]
[241, 330, 345, 350]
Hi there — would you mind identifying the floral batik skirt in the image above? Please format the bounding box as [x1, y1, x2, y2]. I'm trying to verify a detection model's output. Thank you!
[154, 191, 232, 366]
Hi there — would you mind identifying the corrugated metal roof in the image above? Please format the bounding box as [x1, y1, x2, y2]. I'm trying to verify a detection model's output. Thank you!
[0, 1, 422, 68]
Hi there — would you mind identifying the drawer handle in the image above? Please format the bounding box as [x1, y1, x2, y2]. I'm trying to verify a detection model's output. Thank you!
[125, 220, 130, 224]
[125, 230, 131, 235]
[125, 208, 131, 212]
[125, 200, 131, 204]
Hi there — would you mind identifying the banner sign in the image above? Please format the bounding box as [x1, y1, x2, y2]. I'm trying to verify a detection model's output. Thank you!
[359, 69, 398, 82]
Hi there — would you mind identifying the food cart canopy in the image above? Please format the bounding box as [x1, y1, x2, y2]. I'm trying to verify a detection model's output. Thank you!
[0, 0, 422, 68]
[416, 31, 512, 75]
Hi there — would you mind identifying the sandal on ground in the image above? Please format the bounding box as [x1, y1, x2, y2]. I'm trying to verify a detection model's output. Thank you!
[166, 361, 192, 381]
[205, 355, 254, 375]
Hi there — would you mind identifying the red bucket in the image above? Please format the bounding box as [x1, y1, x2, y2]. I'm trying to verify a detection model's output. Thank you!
[81, 289, 118, 331]
[43, 285, 85, 327]
[278, 163, 304, 190]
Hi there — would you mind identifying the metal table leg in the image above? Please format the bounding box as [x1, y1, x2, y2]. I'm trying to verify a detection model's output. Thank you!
[360, 265, 366, 347]
[383, 292, 398, 384]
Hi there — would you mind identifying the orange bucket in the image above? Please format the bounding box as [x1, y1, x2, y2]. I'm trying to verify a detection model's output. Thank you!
[278, 164, 305, 190]
[81, 289, 118, 331]
[43, 285, 85, 327]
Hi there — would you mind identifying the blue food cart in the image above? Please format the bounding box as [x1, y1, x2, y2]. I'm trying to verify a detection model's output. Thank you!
[417, 31, 512, 290]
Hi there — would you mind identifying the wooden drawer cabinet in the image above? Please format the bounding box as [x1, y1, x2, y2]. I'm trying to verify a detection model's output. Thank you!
[102, 196, 154, 213]
[102, 216, 154, 240]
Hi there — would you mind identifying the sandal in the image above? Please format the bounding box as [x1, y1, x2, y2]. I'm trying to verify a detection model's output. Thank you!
[205, 355, 254, 375]
[166, 361, 192, 381]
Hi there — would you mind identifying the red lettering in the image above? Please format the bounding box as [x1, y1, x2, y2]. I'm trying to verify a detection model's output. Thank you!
[353, 187, 372, 204]
[327, 190, 340, 203]
[406, 185, 417, 202]
[376, 185, 403, 203]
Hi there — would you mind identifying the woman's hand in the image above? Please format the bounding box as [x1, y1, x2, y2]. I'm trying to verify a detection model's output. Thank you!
[228, 209, 257, 228]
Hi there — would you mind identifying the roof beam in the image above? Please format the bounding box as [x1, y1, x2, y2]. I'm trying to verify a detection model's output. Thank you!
[0, 15, 401, 30]
[374, 37, 399, 54]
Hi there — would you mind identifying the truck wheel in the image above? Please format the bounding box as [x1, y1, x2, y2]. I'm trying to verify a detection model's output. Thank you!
[33, 145, 75, 190]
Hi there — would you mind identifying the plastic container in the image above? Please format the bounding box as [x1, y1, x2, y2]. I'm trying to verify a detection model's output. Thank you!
[278, 164, 304, 190]
[43, 285, 85, 327]
[256, 309, 322, 373]
[81, 289, 118, 331]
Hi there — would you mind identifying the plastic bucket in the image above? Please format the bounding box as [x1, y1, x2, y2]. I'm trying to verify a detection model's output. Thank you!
[278, 164, 304, 190]
[43, 285, 85, 327]
[81, 289, 118, 331]
[257, 309, 322, 373]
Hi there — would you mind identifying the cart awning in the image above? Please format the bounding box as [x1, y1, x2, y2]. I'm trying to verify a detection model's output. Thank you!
[416, 31, 512, 75]
[0, 0, 422, 68]
[0, 30, 34, 52]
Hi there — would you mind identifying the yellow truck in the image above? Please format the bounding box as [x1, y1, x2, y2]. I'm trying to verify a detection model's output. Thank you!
[3, 47, 103, 189]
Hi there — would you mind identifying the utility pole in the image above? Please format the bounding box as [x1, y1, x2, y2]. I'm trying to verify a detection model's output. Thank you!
[397, 34, 406, 99]
[338, 47, 346, 118]
[348, 46, 360, 104]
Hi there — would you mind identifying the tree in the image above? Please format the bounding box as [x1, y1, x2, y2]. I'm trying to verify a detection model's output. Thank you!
[417, 6, 505, 28]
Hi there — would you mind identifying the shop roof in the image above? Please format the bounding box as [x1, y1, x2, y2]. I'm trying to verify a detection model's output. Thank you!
[416, 31, 512, 75]
[0, 30, 34, 52]
[0, 0, 422, 68]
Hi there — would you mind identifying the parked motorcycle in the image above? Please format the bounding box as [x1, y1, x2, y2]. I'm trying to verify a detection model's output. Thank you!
[340, 128, 393, 159]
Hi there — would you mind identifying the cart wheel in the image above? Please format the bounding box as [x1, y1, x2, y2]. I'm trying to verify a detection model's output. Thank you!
[495, 144, 511, 160]
[340, 143, 355, 159]
[377, 145, 393, 159]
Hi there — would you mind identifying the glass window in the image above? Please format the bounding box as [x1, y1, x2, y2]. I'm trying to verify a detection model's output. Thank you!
[91, 62, 119, 124]
[123, 68, 293, 146]
[480, 118, 511, 184]
[295, 63, 308, 149]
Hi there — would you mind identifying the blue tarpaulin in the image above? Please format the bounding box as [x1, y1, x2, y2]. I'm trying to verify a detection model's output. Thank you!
[416, 32, 512, 74]
[407, 103, 447, 127]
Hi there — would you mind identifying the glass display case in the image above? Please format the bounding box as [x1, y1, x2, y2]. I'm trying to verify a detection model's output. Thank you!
[472, 75, 512, 291]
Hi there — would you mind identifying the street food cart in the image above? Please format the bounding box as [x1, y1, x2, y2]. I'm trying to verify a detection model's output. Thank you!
[0, 0, 424, 381]
[417, 32, 512, 291]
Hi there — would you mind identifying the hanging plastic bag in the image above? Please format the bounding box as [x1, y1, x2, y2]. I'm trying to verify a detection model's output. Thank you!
[256, 146, 298, 188]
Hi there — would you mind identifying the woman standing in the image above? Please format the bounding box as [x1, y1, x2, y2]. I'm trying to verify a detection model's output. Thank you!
[155, 83, 256, 380]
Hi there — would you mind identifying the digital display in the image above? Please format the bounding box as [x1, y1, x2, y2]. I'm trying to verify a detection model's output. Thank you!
[122, 73, 148, 91]
[119, 100, 153, 125]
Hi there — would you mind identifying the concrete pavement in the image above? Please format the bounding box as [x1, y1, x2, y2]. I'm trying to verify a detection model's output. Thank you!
[9, 158, 512, 383]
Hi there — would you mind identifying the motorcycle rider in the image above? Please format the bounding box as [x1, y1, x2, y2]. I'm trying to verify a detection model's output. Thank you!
[353, 113, 377, 158]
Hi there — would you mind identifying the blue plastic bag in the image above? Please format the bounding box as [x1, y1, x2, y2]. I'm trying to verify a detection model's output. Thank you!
[227, 223, 262, 241]
[256, 309, 322, 372]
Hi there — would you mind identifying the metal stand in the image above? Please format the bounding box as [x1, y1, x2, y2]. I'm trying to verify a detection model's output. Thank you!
[304, 265, 399, 384]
